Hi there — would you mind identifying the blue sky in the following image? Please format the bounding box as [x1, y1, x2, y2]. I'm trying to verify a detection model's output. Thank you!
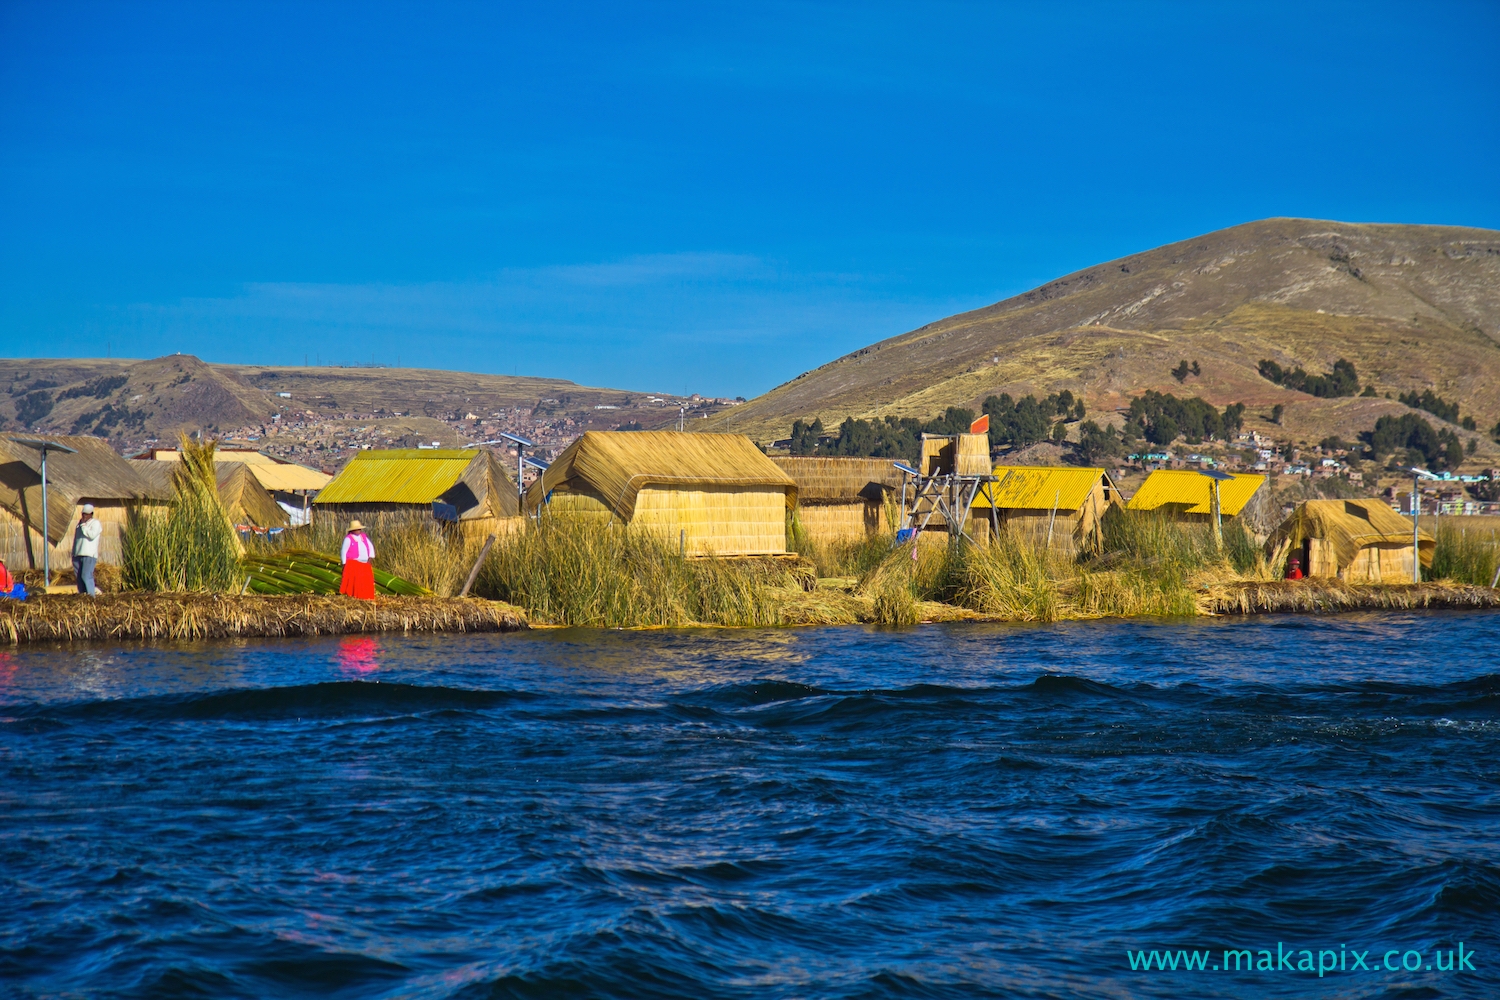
[1, 2, 1496, 398]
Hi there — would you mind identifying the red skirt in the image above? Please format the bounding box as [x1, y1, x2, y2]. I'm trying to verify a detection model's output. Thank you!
[340, 560, 376, 600]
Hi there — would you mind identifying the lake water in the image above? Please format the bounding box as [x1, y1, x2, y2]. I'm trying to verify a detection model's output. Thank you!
[2, 613, 1497, 999]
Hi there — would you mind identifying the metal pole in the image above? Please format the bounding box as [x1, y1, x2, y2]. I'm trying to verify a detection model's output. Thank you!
[1211, 479, 1222, 550]
[1412, 471, 1420, 584]
[40, 446, 50, 587]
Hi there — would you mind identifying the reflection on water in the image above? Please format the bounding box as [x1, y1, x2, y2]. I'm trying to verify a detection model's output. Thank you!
[336, 635, 380, 675]
[1, 612, 1497, 999]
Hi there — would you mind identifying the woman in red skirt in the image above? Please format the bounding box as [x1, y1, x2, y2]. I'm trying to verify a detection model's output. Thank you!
[339, 520, 377, 599]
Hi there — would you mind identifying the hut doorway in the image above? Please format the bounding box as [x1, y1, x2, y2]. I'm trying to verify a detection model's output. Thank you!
[1301, 538, 1312, 576]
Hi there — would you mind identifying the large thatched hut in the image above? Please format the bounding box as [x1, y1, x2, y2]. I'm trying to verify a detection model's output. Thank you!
[1126, 470, 1272, 531]
[0, 434, 168, 569]
[1265, 499, 1432, 582]
[526, 431, 797, 556]
[772, 457, 900, 542]
[313, 449, 519, 526]
[971, 466, 1122, 555]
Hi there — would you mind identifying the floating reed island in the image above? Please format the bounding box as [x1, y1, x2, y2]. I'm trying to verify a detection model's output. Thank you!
[1198, 580, 1500, 616]
[0, 593, 526, 645]
[6, 436, 1495, 644]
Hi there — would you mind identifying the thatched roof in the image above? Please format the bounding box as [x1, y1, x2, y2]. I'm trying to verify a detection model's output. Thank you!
[972, 466, 1117, 512]
[528, 431, 796, 520]
[1266, 499, 1432, 569]
[217, 463, 290, 528]
[137, 448, 331, 491]
[771, 457, 900, 504]
[1127, 470, 1267, 517]
[129, 459, 292, 529]
[438, 449, 520, 519]
[0, 435, 166, 543]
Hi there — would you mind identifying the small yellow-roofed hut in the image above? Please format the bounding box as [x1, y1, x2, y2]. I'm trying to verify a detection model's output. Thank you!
[773, 457, 900, 542]
[1265, 499, 1432, 582]
[314, 448, 519, 526]
[1126, 470, 1270, 528]
[971, 466, 1121, 556]
[527, 431, 797, 556]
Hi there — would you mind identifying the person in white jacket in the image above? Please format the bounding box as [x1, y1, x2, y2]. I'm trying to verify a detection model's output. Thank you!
[73, 503, 103, 596]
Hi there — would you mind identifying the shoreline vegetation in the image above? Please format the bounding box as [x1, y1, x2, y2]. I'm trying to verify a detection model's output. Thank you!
[4, 437, 1490, 645]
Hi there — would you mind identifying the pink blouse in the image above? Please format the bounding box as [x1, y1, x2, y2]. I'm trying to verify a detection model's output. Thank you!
[341, 532, 375, 563]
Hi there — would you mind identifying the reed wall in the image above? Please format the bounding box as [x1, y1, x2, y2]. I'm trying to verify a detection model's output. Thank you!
[0, 500, 154, 571]
[796, 502, 882, 543]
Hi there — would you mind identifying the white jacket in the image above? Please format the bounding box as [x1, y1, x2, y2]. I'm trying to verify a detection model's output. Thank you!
[73, 517, 102, 558]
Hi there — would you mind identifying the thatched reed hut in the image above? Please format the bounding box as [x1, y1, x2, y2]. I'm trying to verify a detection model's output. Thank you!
[971, 466, 1121, 556]
[136, 446, 330, 521]
[314, 449, 520, 527]
[1265, 499, 1432, 582]
[527, 431, 797, 556]
[0, 435, 167, 569]
[136, 446, 330, 490]
[1126, 470, 1272, 531]
[131, 460, 289, 530]
[772, 457, 900, 542]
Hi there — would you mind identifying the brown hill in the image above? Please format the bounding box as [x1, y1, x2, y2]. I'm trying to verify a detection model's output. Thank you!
[707, 218, 1500, 463]
[1, 354, 275, 441]
[0, 356, 678, 451]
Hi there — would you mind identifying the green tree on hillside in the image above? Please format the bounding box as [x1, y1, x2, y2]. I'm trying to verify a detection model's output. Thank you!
[1363, 413, 1464, 470]
[1075, 421, 1120, 464]
[1257, 358, 1360, 397]
[1398, 389, 1461, 424]
[1124, 391, 1245, 445]
[788, 418, 824, 455]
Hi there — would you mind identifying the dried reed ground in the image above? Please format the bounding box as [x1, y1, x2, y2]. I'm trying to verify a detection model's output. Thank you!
[0, 593, 526, 645]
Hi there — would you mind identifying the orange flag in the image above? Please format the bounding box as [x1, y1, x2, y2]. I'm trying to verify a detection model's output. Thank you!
[969, 414, 989, 434]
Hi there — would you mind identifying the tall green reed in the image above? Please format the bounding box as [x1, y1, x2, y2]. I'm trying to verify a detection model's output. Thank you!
[121, 437, 241, 592]
[474, 516, 792, 626]
[1429, 524, 1500, 587]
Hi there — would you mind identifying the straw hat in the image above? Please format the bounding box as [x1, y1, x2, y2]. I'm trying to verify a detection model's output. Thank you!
[348, 519, 364, 531]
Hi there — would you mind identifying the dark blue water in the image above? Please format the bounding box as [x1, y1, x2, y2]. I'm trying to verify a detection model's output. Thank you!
[2, 613, 1497, 999]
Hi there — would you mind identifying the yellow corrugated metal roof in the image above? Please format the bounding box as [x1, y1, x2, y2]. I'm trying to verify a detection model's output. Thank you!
[972, 466, 1112, 510]
[1126, 470, 1266, 516]
[314, 449, 477, 505]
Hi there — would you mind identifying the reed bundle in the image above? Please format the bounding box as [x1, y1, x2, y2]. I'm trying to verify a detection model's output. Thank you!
[243, 550, 431, 597]
[244, 514, 488, 597]
[0, 593, 526, 645]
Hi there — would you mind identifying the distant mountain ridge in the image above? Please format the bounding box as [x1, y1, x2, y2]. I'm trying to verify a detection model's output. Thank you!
[0, 355, 648, 449]
[706, 218, 1500, 462]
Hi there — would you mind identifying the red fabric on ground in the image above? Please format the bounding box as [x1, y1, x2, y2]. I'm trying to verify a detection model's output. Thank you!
[340, 560, 376, 600]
